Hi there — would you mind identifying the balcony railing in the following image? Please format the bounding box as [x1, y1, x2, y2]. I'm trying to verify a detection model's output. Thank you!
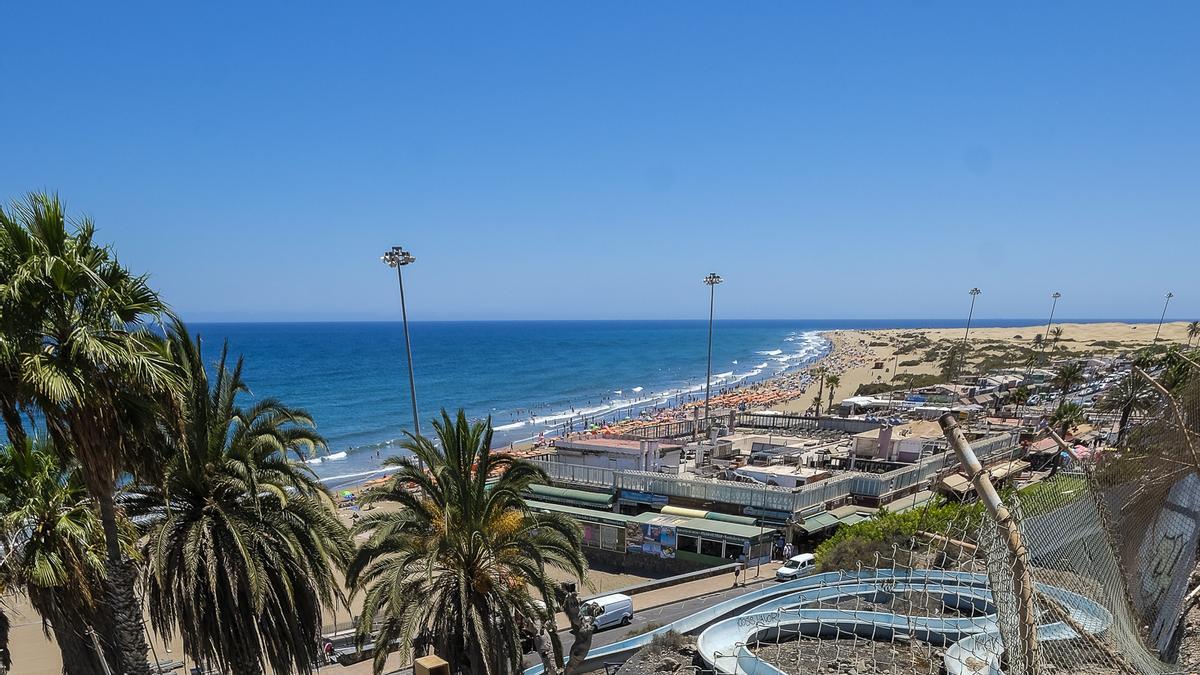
[528, 430, 1020, 513]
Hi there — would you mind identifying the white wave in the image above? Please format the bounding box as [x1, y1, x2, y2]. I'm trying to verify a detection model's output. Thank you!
[713, 371, 734, 380]
[731, 360, 738, 364]
[325, 451, 348, 461]
[755, 362, 769, 369]
[613, 390, 623, 395]
[492, 421, 526, 431]
[632, 386, 643, 393]
[305, 457, 322, 465]
[318, 467, 396, 484]
[757, 349, 783, 356]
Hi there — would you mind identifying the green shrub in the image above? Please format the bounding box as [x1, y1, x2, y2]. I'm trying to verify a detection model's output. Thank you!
[814, 499, 984, 572]
[625, 621, 665, 638]
[648, 630, 688, 652]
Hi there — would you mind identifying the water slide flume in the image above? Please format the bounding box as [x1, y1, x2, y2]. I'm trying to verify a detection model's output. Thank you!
[523, 570, 1111, 675]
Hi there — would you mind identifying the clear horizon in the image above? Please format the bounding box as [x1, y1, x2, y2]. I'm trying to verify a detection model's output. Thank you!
[3, 3, 1197, 322]
[185, 317, 1191, 325]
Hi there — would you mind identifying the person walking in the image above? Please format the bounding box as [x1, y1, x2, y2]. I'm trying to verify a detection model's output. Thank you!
[733, 561, 742, 587]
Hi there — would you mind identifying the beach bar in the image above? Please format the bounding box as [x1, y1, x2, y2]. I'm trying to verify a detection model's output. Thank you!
[524, 500, 773, 574]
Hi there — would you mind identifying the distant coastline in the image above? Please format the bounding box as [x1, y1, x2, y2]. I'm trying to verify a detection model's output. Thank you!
[288, 319, 1196, 490]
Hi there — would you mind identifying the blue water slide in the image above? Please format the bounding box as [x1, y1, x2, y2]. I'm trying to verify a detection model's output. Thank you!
[523, 570, 1112, 675]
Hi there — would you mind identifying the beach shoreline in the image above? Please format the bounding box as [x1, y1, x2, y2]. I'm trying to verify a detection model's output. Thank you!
[324, 320, 1196, 491]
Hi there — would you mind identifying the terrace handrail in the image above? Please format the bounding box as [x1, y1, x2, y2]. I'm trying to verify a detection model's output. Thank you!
[528, 430, 1020, 513]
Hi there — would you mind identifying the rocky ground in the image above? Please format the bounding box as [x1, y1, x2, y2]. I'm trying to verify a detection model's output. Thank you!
[1174, 597, 1200, 674]
[615, 632, 701, 675]
[753, 637, 942, 675]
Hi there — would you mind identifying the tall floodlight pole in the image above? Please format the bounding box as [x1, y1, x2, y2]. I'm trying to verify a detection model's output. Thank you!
[956, 288, 981, 379]
[702, 273, 724, 426]
[382, 246, 421, 443]
[1040, 292, 1061, 365]
[1154, 292, 1175, 342]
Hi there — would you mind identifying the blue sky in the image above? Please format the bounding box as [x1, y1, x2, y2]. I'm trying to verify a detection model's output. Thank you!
[2, 3, 1196, 322]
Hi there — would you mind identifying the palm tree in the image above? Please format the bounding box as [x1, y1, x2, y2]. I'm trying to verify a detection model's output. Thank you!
[1049, 400, 1086, 438]
[0, 214, 41, 449]
[123, 328, 350, 675]
[1188, 321, 1200, 347]
[1097, 373, 1157, 446]
[347, 410, 587, 675]
[0, 438, 122, 674]
[1049, 326, 1065, 352]
[1051, 362, 1085, 397]
[0, 193, 182, 674]
[1032, 333, 1044, 351]
[812, 366, 828, 419]
[939, 343, 968, 380]
[825, 374, 840, 413]
[1010, 386, 1031, 420]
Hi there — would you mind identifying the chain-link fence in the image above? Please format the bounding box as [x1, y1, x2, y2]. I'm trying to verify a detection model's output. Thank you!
[659, 371, 1200, 675]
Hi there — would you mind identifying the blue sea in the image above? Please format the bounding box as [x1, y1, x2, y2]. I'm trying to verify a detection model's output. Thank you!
[186, 318, 1133, 489]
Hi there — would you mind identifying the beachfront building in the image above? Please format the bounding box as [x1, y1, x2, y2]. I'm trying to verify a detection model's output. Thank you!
[733, 464, 831, 489]
[524, 499, 774, 575]
[552, 437, 683, 473]
[976, 373, 1024, 393]
[850, 420, 947, 464]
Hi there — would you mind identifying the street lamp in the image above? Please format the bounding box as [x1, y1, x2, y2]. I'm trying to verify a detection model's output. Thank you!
[702, 273, 723, 425]
[956, 288, 981, 379]
[1040, 292, 1061, 365]
[1154, 292, 1175, 342]
[381, 246, 421, 440]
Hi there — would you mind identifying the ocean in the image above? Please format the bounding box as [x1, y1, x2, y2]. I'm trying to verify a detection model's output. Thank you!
[188, 318, 1092, 489]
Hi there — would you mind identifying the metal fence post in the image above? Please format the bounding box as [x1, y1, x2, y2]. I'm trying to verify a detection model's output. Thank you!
[939, 413, 1040, 675]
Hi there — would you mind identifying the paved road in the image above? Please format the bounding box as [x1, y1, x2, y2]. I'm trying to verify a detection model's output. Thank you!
[520, 574, 783, 670]
[373, 574, 785, 674]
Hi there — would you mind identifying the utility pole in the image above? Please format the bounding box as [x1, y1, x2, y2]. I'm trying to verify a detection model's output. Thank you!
[956, 288, 981, 380]
[702, 273, 724, 425]
[381, 246, 422, 445]
[1154, 291, 1174, 342]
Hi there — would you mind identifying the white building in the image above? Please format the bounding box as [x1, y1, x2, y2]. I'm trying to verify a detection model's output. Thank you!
[732, 464, 831, 489]
[850, 420, 947, 463]
[552, 437, 682, 473]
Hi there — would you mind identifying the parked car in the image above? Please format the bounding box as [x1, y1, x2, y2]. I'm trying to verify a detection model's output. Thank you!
[776, 553, 816, 581]
[584, 593, 634, 630]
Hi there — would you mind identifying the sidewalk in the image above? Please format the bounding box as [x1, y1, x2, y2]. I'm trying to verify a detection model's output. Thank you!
[550, 560, 784, 629]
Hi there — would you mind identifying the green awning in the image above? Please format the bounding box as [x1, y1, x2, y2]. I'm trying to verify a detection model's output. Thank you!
[886, 490, 936, 514]
[527, 484, 614, 508]
[798, 512, 839, 534]
[838, 513, 871, 527]
[705, 512, 758, 526]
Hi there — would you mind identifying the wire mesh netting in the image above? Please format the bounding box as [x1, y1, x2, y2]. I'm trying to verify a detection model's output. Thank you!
[667, 366, 1200, 675]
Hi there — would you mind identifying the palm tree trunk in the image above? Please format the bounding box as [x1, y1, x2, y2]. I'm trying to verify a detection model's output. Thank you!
[815, 376, 824, 420]
[97, 493, 153, 675]
[1118, 403, 1132, 446]
[0, 606, 10, 672]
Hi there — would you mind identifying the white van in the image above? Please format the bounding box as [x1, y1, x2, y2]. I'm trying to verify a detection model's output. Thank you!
[585, 593, 634, 629]
[775, 553, 815, 581]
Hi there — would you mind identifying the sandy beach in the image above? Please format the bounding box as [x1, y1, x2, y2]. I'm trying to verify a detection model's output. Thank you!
[552, 321, 1195, 437]
[774, 320, 1194, 414]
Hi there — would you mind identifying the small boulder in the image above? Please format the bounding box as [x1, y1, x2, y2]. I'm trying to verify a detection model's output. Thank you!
[656, 657, 680, 672]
